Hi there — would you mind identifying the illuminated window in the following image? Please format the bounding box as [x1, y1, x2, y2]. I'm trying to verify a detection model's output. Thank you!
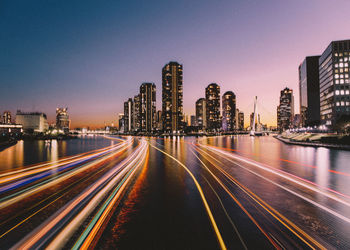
[336, 102, 340, 106]
[346, 90, 350, 95]
[335, 90, 340, 95]
[340, 79, 344, 84]
[335, 80, 339, 84]
[340, 63, 344, 67]
[341, 90, 345, 95]
[345, 63, 349, 67]
[346, 74, 349, 78]
[335, 74, 339, 79]
[341, 101, 345, 106]
[335, 64, 339, 68]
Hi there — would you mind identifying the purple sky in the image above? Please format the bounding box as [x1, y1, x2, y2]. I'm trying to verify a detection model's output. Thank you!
[1, 0, 350, 128]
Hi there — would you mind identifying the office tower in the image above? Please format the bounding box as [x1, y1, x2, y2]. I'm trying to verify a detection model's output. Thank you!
[206, 83, 221, 131]
[124, 98, 133, 133]
[140, 82, 156, 133]
[319, 40, 350, 129]
[56, 108, 70, 132]
[133, 94, 141, 132]
[118, 113, 124, 132]
[162, 61, 184, 133]
[196, 98, 206, 130]
[299, 56, 321, 127]
[2, 111, 12, 124]
[277, 87, 294, 131]
[235, 108, 239, 130]
[222, 91, 236, 132]
[238, 111, 244, 130]
[16, 111, 48, 132]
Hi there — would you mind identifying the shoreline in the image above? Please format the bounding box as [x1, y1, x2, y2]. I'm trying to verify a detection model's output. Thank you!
[274, 135, 350, 151]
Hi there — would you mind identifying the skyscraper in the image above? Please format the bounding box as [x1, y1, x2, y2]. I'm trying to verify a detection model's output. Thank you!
[133, 94, 141, 132]
[277, 87, 294, 131]
[118, 113, 124, 132]
[162, 61, 183, 133]
[222, 91, 236, 132]
[206, 83, 221, 131]
[56, 108, 70, 132]
[195, 98, 206, 130]
[319, 40, 350, 129]
[299, 56, 321, 127]
[124, 98, 133, 133]
[140, 82, 156, 133]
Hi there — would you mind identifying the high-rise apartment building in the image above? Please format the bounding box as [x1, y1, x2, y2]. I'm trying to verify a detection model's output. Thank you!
[319, 40, 350, 129]
[118, 113, 124, 132]
[222, 91, 236, 132]
[299, 56, 321, 127]
[238, 111, 244, 130]
[56, 108, 70, 132]
[206, 83, 221, 131]
[162, 62, 184, 133]
[156, 110, 162, 131]
[196, 98, 206, 130]
[124, 98, 133, 133]
[277, 88, 294, 131]
[2, 111, 12, 124]
[140, 82, 156, 133]
[133, 94, 141, 132]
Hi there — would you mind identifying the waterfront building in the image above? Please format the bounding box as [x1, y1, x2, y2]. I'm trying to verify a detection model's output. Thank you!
[118, 113, 124, 132]
[156, 110, 162, 131]
[133, 94, 141, 132]
[123, 98, 133, 133]
[140, 82, 156, 133]
[299, 56, 321, 127]
[195, 98, 207, 130]
[277, 88, 294, 131]
[205, 83, 221, 131]
[16, 110, 48, 132]
[2, 111, 12, 124]
[238, 111, 244, 130]
[56, 108, 70, 132]
[222, 91, 236, 132]
[319, 40, 350, 129]
[162, 61, 184, 133]
[190, 115, 196, 127]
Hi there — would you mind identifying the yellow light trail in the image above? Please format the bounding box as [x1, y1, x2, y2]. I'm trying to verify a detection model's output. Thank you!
[149, 143, 227, 250]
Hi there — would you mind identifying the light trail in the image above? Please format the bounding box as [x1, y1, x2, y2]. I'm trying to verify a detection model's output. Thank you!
[0, 139, 134, 209]
[13, 139, 148, 249]
[193, 145, 325, 249]
[149, 142, 227, 250]
[199, 144, 350, 224]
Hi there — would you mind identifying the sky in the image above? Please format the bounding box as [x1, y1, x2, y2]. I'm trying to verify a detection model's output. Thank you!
[1, 0, 350, 128]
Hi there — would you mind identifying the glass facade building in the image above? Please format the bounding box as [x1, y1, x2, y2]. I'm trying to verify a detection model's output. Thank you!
[140, 82, 156, 133]
[277, 88, 294, 131]
[195, 98, 206, 130]
[319, 40, 350, 128]
[299, 56, 320, 127]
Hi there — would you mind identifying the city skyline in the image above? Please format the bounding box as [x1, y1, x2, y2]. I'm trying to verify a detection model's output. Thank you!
[1, 1, 350, 128]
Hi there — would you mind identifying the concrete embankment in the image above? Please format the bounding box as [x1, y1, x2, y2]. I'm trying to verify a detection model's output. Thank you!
[275, 134, 350, 151]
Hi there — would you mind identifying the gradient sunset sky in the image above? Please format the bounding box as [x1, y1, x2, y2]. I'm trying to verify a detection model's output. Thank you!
[1, 0, 350, 128]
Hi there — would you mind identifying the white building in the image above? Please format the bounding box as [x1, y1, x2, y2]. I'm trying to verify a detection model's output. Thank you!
[16, 111, 49, 132]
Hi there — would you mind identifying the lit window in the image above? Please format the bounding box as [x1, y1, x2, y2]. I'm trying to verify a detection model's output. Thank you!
[335, 80, 339, 84]
[347, 102, 350, 106]
[341, 101, 345, 106]
[345, 63, 349, 67]
[335, 53, 338, 57]
[346, 79, 350, 83]
[345, 57, 349, 62]
[335, 74, 339, 79]
[340, 79, 344, 84]
[340, 63, 344, 67]
[346, 74, 349, 78]
[341, 90, 345, 95]
[335, 64, 339, 68]
[335, 90, 340, 95]
[336, 102, 340, 106]
[346, 90, 350, 95]
[340, 74, 344, 78]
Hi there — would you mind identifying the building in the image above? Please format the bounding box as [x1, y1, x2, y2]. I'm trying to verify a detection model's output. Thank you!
[238, 111, 244, 130]
[140, 82, 156, 133]
[277, 88, 294, 131]
[133, 94, 141, 132]
[156, 110, 162, 131]
[56, 108, 70, 132]
[206, 83, 221, 131]
[162, 61, 184, 133]
[124, 98, 133, 133]
[299, 56, 321, 127]
[16, 111, 48, 132]
[190, 115, 196, 127]
[118, 113, 124, 132]
[319, 40, 350, 129]
[2, 111, 12, 124]
[222, 91, 236, 132]
[195, 98, 206, 130]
